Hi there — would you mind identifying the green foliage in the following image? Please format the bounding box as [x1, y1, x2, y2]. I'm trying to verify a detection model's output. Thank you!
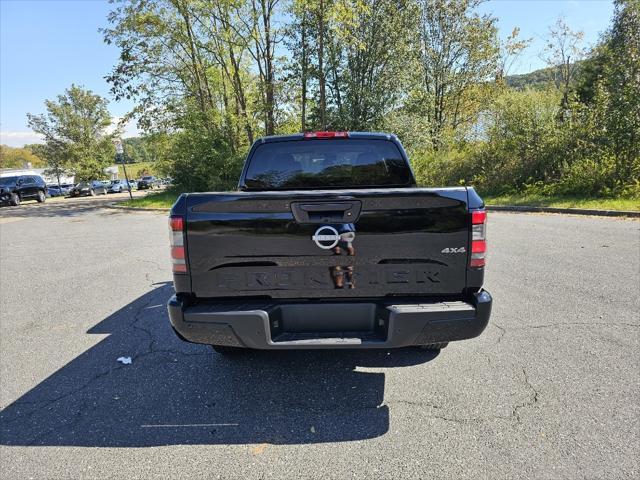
[324, 0, 419, 130]
[472, 88, 564, 193]
[505, 63, 585, 91]
[118, 161, 158, 179]
[27, 85, 115, 182]
[409, 1, 639, 201]
[166, 110, 245, 192]
[118, 134, 173, 179]
[0, 145, 46, 169]
[483, 192, 640, 211]
[97, 0, 637, 204]
[122, 189, 179, 209]
[411, 146, 476, 188]
[414, 0, 500, 149]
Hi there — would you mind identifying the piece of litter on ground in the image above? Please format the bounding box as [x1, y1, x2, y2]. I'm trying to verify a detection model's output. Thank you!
[117, 356, 132, 365]
[310, 426, 315, 433]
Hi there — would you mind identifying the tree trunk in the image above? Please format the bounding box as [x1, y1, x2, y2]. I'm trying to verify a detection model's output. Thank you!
[228, 45, 254, 145]
[262, 0, 275, 135]
[301, 11, 308, 132]
[318, 0, 326, 130]
[175, 0, 210, 118]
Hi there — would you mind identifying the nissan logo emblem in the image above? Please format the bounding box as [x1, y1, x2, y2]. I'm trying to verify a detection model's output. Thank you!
[312, 225, 340, 249]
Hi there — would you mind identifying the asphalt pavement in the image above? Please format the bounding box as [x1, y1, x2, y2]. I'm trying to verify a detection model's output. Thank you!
[0, 198, 638, 479]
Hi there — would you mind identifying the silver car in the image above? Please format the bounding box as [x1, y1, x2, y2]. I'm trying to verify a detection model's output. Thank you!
[107, 179, 132, 193]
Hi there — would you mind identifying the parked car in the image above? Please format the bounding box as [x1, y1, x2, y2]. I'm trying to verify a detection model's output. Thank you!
[167, 131, 492, 355]
[69, 181, 108, 197]
[47, 185, 61, 197]
[107, 179, 132, 193]
[60, 184, 74, 196]
[128, 180, 138, 190]
[137, 176, 157, 190]
[0, 175, 47, 206]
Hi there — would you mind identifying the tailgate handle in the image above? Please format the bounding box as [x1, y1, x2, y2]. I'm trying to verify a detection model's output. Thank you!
[291, 201, 362, 224]
[299, 203, 352, 212]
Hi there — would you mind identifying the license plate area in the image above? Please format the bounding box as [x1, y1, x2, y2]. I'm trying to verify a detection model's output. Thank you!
[268, 303, 389, 343]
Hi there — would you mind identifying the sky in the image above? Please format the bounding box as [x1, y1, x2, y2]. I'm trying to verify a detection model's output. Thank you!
[0, 0, 615, 147]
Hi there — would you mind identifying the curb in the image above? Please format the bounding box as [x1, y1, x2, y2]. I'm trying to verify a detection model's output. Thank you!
[487, 205, 640, 218]
[105, 202, 169, 212]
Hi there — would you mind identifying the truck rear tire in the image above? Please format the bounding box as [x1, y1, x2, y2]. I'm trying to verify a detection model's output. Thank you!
[417, 342, 449, 351]
[211, 345, 245, 355]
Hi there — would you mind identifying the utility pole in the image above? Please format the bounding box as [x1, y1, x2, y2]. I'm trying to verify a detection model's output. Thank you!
[114, 139, 134, 201]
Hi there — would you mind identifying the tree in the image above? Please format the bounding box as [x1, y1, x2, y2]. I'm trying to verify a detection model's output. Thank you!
[33, 143, 72, 187]
[286, 1, 313, 131]
[416, 0, 499, 150]
[26, 85, 115, 182]
[586, 0, 640, 183]
[328, 0, 419, 130]
[542, 17, 586, 115]
[103, 0, 284, 147]
[497, 27, 532, 82]
[247, 0, 281, 135]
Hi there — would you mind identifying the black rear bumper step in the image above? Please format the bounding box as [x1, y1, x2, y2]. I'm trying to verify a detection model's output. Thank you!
[167, 291, 492, 350]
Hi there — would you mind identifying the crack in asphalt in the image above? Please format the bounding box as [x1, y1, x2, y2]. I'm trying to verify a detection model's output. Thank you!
[493, 322, 506, 343]
[490, 320, 637, 347]
[0, 287, 198, 435]
[526, 322, 639, 329]
[512, 366, 540, 424]
[387, 365, 541, 426]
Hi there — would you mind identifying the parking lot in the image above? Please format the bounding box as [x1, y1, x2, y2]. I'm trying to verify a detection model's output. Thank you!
[0, 200, 638, 479]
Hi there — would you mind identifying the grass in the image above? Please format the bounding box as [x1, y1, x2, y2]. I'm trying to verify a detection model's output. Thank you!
[121, 188, 640, 212]
[122, 190, 179, 209]
[118, 162, 158, 179]
[484, 193, 640, 211]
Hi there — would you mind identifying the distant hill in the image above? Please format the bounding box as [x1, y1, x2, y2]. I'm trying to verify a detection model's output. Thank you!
[506, 62, 584, 90]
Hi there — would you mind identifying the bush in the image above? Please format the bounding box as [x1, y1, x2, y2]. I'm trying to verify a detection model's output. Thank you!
[168, 112, 246, 192]
[553, 155, 618, 196]
[411, 147, 478, 187]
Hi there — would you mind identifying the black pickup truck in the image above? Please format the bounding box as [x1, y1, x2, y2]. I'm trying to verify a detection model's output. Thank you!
[167, 132, 491, 354]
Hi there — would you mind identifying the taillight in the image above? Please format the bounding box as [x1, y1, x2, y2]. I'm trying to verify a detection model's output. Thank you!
[470, 209, 487, 268]
[169, 215, 187, 273]
[303, 131, 349, 139]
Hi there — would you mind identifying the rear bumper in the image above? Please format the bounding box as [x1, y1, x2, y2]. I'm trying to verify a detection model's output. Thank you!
[167, 290, 492, 349]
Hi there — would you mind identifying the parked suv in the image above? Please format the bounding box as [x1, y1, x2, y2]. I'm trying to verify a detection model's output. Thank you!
[0, 175, 47, 206]
[137, 176, 157, 190]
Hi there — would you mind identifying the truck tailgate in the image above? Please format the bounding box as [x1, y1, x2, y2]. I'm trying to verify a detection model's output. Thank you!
[185, 188, 470, 299]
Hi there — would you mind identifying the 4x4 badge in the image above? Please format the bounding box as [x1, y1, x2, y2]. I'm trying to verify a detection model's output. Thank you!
[441, 247, 466, 254]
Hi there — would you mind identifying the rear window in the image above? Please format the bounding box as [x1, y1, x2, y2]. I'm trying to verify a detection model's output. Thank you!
[0, 176, 18, 186]
[243, 139, 414, 190]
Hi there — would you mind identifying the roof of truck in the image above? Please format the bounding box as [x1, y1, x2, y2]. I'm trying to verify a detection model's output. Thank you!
[255, 132, 399, 144]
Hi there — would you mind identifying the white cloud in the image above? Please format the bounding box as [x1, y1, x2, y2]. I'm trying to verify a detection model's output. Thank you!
[0, 131, 44, 147]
